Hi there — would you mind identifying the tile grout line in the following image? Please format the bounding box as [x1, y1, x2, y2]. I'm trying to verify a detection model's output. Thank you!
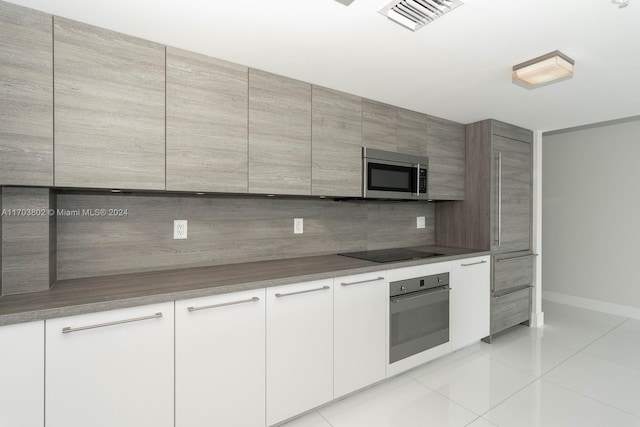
[405, 342, 550, 420]
[580, 349, 640, 374]
[464, 416, 495, 427]
[474, 374, 541, 421]
[475, 313, 634, 418]
[539, 377, 640, 420]
[538, 313, 640, 419]
[482, 350, 544, 377]
[317, 410, 335, 427]
[449, 352, 543, 420]
[478, 333, 581, 379]
[291, 313, 638, 426]
[542, 317, 627, 378]
[403, 372, 485, 418]
[471, 331, 587, 418]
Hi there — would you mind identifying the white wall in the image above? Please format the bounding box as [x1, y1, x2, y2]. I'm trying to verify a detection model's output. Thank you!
[542, 117, 640, 316]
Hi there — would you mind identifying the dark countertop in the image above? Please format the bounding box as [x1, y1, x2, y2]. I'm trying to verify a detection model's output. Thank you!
[0, 245, 489, 326]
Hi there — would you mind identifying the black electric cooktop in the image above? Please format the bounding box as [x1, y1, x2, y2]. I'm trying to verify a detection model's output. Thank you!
[338, 248, 443, 263]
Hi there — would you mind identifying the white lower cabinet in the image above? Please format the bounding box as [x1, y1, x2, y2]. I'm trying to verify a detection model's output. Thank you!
[0, 321, 44, 427]
[175, 289, 266, 427]
[6, 256, 489, 427]
[333, 272, 387, 398]
[266, 280, 333, 426]
[45, 302, 174, 427]
[450, 255, 491, 351]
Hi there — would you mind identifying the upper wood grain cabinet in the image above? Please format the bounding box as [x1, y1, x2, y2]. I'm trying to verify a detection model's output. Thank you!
[312, 86, 362, 197]
[0, 2, 53, 186]
[249, 69, 311, 195]
[166, 48, 248, 193]
[426, 117, 466, 200]
[491, 120, 533, 143]
[397, 108, 427, 157]
[53, 18, 165, 190]
[362, 99, 397, 152]
[363, 101, 429, 157]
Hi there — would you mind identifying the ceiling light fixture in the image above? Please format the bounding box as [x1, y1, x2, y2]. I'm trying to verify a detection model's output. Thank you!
[612, 0, 629, 8]
[512, 50, 574, 87]
[379, 0, 464, 32]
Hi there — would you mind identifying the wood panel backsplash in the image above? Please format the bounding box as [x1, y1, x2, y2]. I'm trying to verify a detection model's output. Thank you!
[56, 194, 435, 280]
[1, 187, 56, 294]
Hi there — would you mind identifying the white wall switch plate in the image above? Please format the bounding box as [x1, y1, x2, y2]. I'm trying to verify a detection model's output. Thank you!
[417, 216, 426, 229]
[174, 220, 188, 239]
[294, 218, 304, 234]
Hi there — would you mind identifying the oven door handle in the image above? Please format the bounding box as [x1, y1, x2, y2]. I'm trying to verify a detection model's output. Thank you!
[390, 286, 450, 313]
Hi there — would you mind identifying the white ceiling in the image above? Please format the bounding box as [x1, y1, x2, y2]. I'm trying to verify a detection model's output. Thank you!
[8, 0, 640, 131]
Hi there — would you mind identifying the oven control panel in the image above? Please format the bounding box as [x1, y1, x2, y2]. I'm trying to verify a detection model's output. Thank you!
[389, 272, 449, 297]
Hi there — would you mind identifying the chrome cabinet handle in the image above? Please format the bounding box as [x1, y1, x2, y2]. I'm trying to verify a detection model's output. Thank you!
[188, 297, 259, 312]
[461, 260, 487, 267]
[496, 254, 538, 263]
[275, 285, 330, 298]
[494, 286, 533, 300]
[341, 277, 384, 286]
[496, 152, 502, 246]
[62, 312, 163, 334]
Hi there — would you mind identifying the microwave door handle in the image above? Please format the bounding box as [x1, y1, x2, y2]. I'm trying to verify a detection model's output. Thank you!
[415, 164, 420, 196]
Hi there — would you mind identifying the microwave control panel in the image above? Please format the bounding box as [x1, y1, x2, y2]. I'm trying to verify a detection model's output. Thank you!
[419, 168, 428, 194]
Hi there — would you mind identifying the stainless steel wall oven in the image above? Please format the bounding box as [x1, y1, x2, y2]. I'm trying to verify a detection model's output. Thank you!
[389, 273, 450, 363]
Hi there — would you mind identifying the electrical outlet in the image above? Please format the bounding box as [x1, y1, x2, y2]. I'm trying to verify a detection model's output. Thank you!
[174, 220, 188, 239]
[294, 218, 304, 234]
[417, 216, 426, 229]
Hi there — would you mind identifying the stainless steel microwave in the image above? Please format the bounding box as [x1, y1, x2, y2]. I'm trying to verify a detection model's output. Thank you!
[363, 148, 429, 200]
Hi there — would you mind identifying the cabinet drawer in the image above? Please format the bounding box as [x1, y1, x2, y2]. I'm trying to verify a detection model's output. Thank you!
[491, 287, 531, 335]
[492, 253, 535, 293]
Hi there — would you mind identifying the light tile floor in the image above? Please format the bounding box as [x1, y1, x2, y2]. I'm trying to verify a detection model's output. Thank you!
[281, 301, 640, 427]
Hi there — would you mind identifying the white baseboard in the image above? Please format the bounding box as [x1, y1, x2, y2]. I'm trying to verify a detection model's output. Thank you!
[543, 291, 640, 320]
[530, 311, 544, 327]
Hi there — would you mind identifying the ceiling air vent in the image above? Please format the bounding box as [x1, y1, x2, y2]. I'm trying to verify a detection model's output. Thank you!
[379, 0, 464, 31]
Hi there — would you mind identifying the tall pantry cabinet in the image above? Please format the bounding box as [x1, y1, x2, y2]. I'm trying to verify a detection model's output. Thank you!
[436, 119, 535, 339]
